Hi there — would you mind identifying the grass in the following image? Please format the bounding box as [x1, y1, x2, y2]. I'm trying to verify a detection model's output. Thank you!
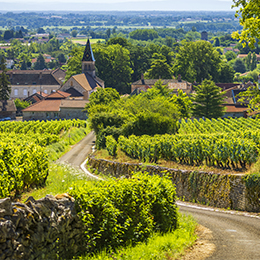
[22, 162, 95, 202]
[75, 213, 197, 260]
[46, 125, 91, 161]
[94, 148, 249, 175]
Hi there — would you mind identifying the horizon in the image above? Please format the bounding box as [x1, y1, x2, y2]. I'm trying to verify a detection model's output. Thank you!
[0, 0, 235, 12]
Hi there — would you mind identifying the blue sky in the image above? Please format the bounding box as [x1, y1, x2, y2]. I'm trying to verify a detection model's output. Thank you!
[0, 0, 235, 11]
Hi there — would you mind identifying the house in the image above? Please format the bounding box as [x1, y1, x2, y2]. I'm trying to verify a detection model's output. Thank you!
[237, 54, 260, 61]
[131, 74, 192, 94]
[6, 70, 62, 99]
[0, 100, 16, 120]
[51, 68, 66, 83]
[22, 99, 88, 121]
[24, 91, 48, 104]
[60, 39, 104, 99]
[222, 104, 247, 118]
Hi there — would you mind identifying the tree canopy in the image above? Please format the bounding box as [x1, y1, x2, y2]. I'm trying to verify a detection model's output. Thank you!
[192, 79, 225, 119]
[173, 41, 228, 83]
[0, 57, 11, 101]
[232, 0, 260, 48]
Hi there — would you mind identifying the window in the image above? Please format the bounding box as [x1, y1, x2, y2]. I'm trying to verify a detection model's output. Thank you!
[23, 89, 27, 96]
[54, 112, 59, 118]
[14, 89, 18, 96]
[70, 81, 73, 86]
[33, 89, 37, 94]
[46, 113, 49, 118]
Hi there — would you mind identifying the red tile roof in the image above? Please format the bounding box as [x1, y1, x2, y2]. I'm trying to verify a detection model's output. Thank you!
[224, 104, 247, 113]
[22, 100, 61, 112]
[45, 90, 71, 99]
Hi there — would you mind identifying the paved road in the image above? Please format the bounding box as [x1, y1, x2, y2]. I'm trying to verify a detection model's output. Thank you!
[58, 131, 96, 167]
[179, 202, 260, 260]
[57, 133, 260, 259]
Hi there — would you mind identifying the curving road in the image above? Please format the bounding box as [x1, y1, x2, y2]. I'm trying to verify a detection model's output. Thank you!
[57, 132, 260, 259]
[57, 131, 96, 167]
[178, 202, 260, 260]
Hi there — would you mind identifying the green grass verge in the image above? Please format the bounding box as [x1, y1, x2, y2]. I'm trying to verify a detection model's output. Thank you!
[75, 212, 197, 260]
[22, 162, 95, 201]
[46, 125, 91, 161]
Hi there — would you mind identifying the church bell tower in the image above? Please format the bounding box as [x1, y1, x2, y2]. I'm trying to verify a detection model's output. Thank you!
[82, 39, 96, 77]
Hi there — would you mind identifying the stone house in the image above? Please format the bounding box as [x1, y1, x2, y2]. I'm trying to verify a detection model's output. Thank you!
[22, 99, 88, 121]
[22, 90, 88, 120]
[7, 70, 62, 99]
[131, 75, 192, 94]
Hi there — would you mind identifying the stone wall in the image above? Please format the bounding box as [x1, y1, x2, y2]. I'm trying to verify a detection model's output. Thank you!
[87, 156, 260, 212]
[0, 195, 85, 260]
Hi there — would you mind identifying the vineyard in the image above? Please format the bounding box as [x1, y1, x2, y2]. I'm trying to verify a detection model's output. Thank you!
[107, 117, 260, 170]
[0, 119, 88, 198]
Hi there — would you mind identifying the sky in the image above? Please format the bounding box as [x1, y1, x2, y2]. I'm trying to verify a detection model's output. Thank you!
[0, 0, 235, 11]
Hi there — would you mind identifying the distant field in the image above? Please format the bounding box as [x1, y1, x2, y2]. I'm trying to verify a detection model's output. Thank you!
[71, 38, 105, 45]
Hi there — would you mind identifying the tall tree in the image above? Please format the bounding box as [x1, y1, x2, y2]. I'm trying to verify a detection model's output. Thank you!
[173, 41, 222, 83]
[192, 79, 225, 119]
[251, 52, 257, 71]
[144, 56, 173, 79]
[34, 54, 46, 70]
[93, 44, 133, 94]
[0, 57, 11, 101]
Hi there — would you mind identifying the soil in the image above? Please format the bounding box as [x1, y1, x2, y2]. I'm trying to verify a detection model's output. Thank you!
[181, 225, 215, 260]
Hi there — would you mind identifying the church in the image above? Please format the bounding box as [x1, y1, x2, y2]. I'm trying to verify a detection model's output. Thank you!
[60, 39, 104, 99]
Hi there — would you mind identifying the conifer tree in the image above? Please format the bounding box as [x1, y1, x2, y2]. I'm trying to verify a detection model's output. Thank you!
[192, 79, 225, 119]
[0, 57, 11, 101]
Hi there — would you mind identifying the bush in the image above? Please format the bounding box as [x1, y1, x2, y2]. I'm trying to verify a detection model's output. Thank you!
[105, 135, 117, 156]
[69, 173, 177, 253]
[96, 126, 123, 149]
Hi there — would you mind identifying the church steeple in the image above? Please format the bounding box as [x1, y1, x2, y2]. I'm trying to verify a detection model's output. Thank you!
[82, 39, 95, 62]
[82, 39, 96, 77]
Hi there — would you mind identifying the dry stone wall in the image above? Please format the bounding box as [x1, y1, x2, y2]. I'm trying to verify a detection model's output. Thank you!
[0, 195, 85, 260]
[88, 156, 259, 212]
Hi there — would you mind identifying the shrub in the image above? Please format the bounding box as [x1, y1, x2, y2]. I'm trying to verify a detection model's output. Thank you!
[96, 126, 123, 149]
[69, 173, 177, 253]
[105, 135, 117, 156]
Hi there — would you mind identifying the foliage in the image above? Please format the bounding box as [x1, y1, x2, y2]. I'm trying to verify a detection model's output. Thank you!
[96, 126, 124, 150]
[0, 142, 49, 198]
[14, 99, 31, 110]
[233, 59, 246, 73]
[118, 119, 259, 169]
[129, 29, 159, 41]
[86, 88, 120, 115]
[237, 85, 260, 115]
[65, 46, 84, 81]
[218, 62, 235, 83]
[173, 41, 224, 83]
[192, 79, 225, 119]
[105, 135, 117, 156]
[34, 53, 47, 70]
[232, 0, 260, 48]
[93, 44, 133, 94]
[69, 173, 177, 252]
[225, 50, 236, 61]
[77, 213, 197, 260]
[0, 57, 11, 101]
[144, 55, 173, 79]
[0, 119, 89, 197]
